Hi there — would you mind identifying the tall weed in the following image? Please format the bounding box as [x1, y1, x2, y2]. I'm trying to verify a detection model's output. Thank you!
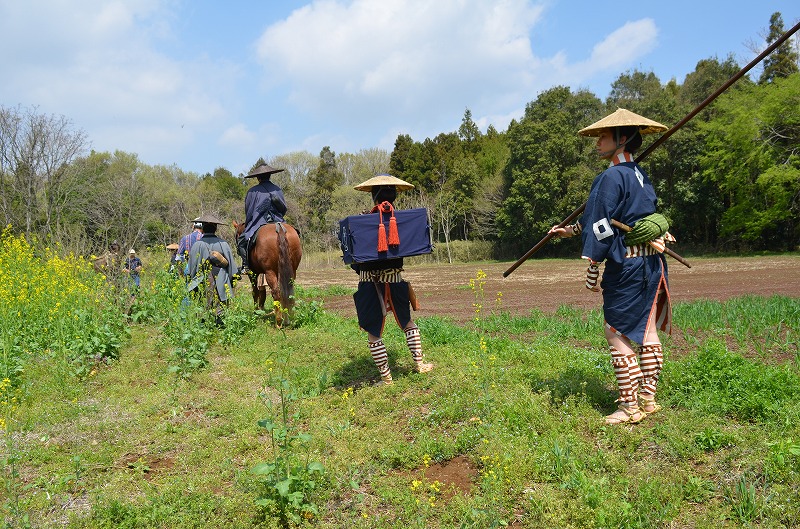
[250, 340, 325, 527]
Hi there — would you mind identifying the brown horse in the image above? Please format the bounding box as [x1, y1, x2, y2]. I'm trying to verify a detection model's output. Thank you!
[233, 221, 302, 325]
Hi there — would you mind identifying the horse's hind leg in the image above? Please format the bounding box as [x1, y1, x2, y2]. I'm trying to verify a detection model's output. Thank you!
[263, 271, 285, 326]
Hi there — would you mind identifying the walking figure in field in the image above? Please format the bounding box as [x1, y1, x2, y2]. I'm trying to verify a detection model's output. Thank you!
[93, 240, 122, 283]
[550, 109, 674, 425]
[349, 174, 433, 385]
[166, 243, 180, 276]
[176, 220, 204, 276]
[187, 214, 238, 325]
[123, 248, 143, 296]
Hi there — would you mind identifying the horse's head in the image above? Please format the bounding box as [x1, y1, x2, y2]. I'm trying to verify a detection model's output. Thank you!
[233, 220, 244, 237]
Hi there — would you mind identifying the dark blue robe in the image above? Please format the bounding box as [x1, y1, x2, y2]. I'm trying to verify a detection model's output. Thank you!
[580, 154, 671, 344]
[243, 180, 287, 240]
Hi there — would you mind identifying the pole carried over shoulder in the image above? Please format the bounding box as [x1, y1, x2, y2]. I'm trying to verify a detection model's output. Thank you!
[503, 19, 800, 278]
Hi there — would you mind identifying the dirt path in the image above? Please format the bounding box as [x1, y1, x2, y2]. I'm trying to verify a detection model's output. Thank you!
[295, 255, 800, 325]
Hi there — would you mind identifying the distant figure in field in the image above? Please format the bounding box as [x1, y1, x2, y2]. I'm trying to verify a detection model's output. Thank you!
[166, 243, 180, 276]
[176, 220, 204, 275]
[123, 248, 143, 296]
[188, 214, 238, 325]
[93, 240, 124, 287]
[93, 240, 121, 274]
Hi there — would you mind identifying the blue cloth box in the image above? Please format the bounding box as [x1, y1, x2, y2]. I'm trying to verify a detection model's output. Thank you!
[338, 208, 433, 264]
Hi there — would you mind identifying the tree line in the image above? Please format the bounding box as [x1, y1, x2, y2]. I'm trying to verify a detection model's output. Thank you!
[1, 13, 797, 262]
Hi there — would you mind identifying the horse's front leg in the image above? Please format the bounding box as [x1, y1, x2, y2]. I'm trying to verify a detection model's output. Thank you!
[247, 272, 266, 310]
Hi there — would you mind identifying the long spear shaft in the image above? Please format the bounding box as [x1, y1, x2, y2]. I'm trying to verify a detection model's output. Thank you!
[503, 19, 800, 278]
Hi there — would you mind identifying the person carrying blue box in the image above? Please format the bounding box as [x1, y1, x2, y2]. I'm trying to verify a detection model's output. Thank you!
[348, 174, 434, 385]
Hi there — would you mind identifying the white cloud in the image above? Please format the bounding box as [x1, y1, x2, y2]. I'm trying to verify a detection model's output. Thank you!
[252, 0, 657, 150]
[586, 19, 659, 73]
[0, 0, 665, 173]
[562, 19, 659, 81]
[0, 0, 234, 169]
[219, 123, 258, 149]
[255, 0, 545, 117]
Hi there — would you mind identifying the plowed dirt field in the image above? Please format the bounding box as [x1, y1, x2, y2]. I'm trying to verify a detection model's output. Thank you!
[295, 255, 800, 325]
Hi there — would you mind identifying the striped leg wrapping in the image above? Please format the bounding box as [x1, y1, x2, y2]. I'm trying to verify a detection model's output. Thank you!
[369, 340, 391, 379]
[639, 343, 664, 396]
[610, 347, 642, 403]
[405, 327, 423, 363]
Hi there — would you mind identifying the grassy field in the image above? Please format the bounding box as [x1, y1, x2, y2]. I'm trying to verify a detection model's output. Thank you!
[2, 234, 800, 528]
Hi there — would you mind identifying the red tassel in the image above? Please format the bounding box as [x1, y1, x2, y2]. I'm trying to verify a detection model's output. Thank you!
[377, 222, 388, 252]
[388, 214, 399, 246]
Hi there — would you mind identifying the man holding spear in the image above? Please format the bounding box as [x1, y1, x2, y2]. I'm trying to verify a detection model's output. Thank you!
[508, 19, 800, 425]
[550, 108, 672, 425]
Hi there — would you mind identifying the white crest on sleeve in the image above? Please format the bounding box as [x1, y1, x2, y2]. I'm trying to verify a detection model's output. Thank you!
[593, 218, 613, 241]
[635, 167, 644, 187]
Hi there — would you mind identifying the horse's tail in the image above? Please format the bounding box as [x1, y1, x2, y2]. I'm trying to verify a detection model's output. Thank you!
[277, 224, 295, 309]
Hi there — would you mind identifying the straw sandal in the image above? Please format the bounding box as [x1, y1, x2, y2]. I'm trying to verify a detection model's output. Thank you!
[605, 402, 646, 425]
[376, 373, 393, 386]
[414, 362, 434, 374]
[638, 395, 662, 414]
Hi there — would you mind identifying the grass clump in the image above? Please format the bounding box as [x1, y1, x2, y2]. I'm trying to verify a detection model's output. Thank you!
[666, 338, 800, 422]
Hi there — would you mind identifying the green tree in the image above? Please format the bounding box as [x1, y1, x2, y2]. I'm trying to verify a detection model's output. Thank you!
[458, 108, 482, 153]
[655, 56, 746, 249]
[471, 125, 509, 242]
[308, 146, 343, 246]
[336, 148, 390, 187]
[759, 12, 799, 84]
[700, 74, 800, 250]
[199, 167, 247, 203]
[0, 105, 88, 236]
[389, 133, 414, 177]
[270, 150, 318, 239]
[680, 55, 743, 107]
[497, 87, 602, 256]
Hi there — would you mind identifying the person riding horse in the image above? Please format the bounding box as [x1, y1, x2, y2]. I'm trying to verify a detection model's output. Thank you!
[238, 162, 288, 274]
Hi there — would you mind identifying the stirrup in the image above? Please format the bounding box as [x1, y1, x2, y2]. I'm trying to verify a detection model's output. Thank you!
[638, 395, 662, 414]
[605, 402, 646, 425]
[414, 362, 434, 373]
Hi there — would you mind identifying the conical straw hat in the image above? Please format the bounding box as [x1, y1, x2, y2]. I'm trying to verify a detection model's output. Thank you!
[578, 108, 668, 137]
[245, 162, 285, 178]
[194, 213, 226, 225]
[354, 173, 415, 192]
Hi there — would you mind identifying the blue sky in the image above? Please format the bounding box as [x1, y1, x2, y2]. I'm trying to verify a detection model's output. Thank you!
[1, 1, 797, 176]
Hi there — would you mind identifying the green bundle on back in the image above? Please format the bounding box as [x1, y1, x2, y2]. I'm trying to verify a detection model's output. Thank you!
[625, 213, 670, 245]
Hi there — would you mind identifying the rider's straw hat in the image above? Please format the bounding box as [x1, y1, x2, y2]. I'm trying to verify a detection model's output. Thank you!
[354, 174, 415, 192]
[245, 162, 285, 178]
[578, 108, 668, 137]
